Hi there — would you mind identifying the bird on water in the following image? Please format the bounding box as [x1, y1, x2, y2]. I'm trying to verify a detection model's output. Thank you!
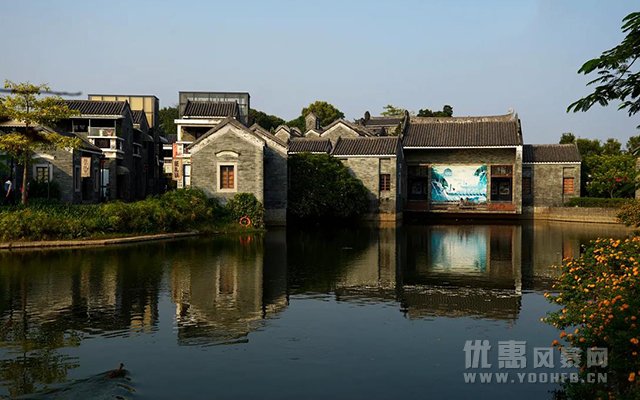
[107, 363, 126, 379]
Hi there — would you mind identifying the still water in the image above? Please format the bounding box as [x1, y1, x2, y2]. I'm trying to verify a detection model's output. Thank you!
[0, 221, 632, 399]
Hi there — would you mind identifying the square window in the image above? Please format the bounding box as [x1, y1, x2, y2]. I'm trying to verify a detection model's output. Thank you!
[35, 166, 49, 183]
[380, 174, 391, 191]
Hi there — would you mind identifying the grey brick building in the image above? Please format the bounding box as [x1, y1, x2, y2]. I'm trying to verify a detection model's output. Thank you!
[188, 118, 288, 225]
[0, 122, 104, 203]
[332, 137, 404, 221]
[57, 100, 141, 201]
[522, 144, 582, 207]
[402, 113, 525, 215]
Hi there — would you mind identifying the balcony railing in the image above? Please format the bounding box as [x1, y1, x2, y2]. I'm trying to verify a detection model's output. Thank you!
[91, 136, 123, 159]
[89, 127, 117, 137]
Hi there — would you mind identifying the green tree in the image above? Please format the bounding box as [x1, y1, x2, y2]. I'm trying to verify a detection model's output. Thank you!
[0, 81, 79, 205]
[602, 138, 623, 155]
[559, 132, 576, 144]
[287, 101, 344, 131]
[249, 108, 285, 131]
[288, 153, 369, 220]
[381, 104, 406, 117]
[158, 106, 178, 136]
[584, 153, 637, 198]
[417, 105, 453, 117]
[568, 12, 640, 126]
[627, 134, 640, 155]
[575, 138, 602, 157]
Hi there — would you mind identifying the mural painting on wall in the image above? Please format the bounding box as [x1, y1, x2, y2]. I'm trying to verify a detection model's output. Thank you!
[430, 165, 487, 204]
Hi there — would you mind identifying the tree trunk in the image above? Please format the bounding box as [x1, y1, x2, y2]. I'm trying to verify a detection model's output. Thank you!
[21, 153, 28, 205]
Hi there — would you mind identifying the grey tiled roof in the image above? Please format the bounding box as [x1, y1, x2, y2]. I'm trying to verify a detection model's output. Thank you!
[287, 138, 332, 154]
[523, 144, 581, 163]
[132, 110, 146, 125]
[403, 114, 522, 147]
[249, 123, 288, 148]
[332, 137, 399, 156]
[363, 116, 403, 126]
[183, 101, 238, 118]
[65, 100, 127, 116]
[322, 119, 375, 137]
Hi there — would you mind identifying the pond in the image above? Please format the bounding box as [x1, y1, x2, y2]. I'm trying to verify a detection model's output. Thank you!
[0, 221, 632, 399]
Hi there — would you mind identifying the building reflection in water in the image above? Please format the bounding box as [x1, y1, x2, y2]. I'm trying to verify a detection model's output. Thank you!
[169, 232, 288, 346]
[0, 221, 632, 397]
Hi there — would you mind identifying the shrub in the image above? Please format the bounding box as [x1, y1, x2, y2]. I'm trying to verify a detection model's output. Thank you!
[28, 179, 61, 200]
[288, 153, 369, 220]
[618, 199, 640, 228]
[545, 237, 640, 399]
[0, 188, 221, 241]
[565, 197, 633, 208]
[225, 193, 264, 228]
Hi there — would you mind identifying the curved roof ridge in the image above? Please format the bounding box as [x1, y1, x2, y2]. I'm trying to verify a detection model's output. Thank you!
[410, 112, 517, 124]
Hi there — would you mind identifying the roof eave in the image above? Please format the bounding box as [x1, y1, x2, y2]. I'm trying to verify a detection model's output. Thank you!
[403, 145, 520, 149]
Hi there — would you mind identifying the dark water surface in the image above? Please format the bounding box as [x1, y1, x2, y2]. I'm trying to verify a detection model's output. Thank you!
[0, 221, 632, 399]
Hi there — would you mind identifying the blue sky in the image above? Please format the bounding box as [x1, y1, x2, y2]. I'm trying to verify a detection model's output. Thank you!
[1, 0, 638, 144]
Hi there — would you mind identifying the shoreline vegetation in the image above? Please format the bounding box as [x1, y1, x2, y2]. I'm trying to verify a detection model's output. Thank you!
[0, 189, 265, 243]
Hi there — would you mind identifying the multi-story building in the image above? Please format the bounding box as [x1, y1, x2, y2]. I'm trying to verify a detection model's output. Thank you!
[172, 92, 244, 188]
[58, 100, 139, 201]
[88, 94, 163, 196]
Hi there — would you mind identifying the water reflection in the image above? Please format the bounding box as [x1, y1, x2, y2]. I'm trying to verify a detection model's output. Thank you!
[170, 234, 287, 345]
[0, 221, 632, 397]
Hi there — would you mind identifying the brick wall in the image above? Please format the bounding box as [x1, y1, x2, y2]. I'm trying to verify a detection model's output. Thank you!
[190, 128, 264, 204]
[524, 163, 580, 207]
[30, 149, 101, 203]
[338, 155, 401, 219]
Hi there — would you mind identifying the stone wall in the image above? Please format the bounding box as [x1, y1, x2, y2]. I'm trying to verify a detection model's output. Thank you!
[190, 128, 264, 204]
[524, 163, 580, 207]
[338, 155, 401, 220]
[524, 206, 621, 224]
[30, 149, 101, 204]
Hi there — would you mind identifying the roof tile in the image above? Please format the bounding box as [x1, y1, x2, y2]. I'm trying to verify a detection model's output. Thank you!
[403, 114, 522, 147]
[183, 101, 238, 118]
[523, 144, 581, 163]
[332, 137, 399, 156]
[288, 138, 332, 154]
[65, 100, 127, 116]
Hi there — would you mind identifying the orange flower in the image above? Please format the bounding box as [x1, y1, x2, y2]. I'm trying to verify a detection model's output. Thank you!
[629, 372, 636, 382]
[630, 338, 639, 345]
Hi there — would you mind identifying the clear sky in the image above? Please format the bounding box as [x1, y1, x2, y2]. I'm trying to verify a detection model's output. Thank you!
[1, 0, 638, 145]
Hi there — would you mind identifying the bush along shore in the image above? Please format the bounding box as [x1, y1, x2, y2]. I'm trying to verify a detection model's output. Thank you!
[544, 236, 640, 399]
[0, 189, 264, 242]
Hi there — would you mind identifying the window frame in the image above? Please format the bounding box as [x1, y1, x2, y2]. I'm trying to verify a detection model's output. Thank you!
[32, 163, 52, 183]
[379, 173, 391, 192]
[563, 177, 575, 195]
[218, 163, 237, 192]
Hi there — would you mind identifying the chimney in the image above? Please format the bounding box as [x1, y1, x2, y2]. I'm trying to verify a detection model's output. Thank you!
[305, 112, 319, 131]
